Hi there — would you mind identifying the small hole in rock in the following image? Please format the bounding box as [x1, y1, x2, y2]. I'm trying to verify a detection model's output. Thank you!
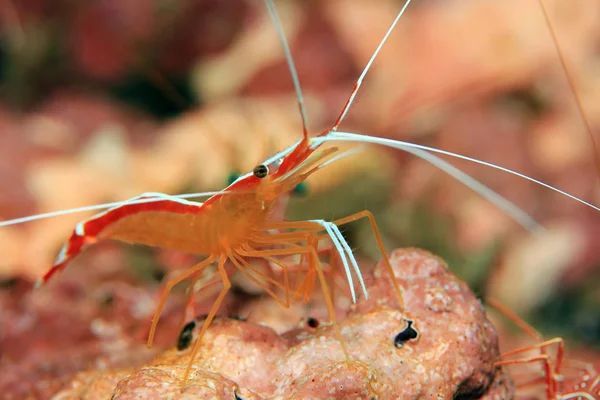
[307, 317, 319, 328]
[177, 320, 197, 351]
[394, 319, 419, 348]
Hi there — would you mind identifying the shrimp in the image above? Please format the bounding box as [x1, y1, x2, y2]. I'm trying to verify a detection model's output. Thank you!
[1, 0, 599, 394]
[488, 298, 600, 399]
[22, 0, 419, 389]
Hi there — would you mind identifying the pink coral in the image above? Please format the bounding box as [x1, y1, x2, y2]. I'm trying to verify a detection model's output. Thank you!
[54, 248, 513, 399]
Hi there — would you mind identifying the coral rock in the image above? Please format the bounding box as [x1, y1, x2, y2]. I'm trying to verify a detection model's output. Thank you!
[54, 248, 513, 399]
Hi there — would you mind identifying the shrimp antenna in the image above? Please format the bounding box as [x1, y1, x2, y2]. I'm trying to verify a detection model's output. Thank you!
[319, 131, 600, 228]
[404, 146, 541, 232]
[537, 0, 600, 182]
[0, 191, 228, 227]
[315, 145, 367, 171]
[325, 132, 600, 214]
[331, 0, 413, 132]
[264, 0, 310, 140]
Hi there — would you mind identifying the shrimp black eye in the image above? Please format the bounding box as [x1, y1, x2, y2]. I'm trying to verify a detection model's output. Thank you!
[394, 319, 418, 348]
[253, 164, 269, 178]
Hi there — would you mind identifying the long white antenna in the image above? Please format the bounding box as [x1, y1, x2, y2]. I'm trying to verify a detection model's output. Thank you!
[264, 0, 310, 139]
[331, 0, 413, 132]
[0, 191, 226, 227]
[402, 146, 541, 232]
[319, 131, 600, 214]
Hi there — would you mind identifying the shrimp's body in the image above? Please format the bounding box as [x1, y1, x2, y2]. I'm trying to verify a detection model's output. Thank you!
[24, 0, 424, 390]
[44, 179, 290, 282]
[39, 135, 376, 387]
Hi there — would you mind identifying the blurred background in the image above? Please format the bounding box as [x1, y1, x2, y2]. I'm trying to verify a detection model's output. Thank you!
[1, 0, 599, 396]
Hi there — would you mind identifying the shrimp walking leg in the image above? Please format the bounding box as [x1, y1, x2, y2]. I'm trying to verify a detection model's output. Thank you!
[263, 256, 293, 304]
[289, 233, 346, 306]
[182, 256, 230, 389]
[486, 298, 543, 341]
[262, 220, 367, 303]
[229, 253, 291, 308]
[487, 297, 566, 398]
[177, 272, 221, 337]
[256, 241, 318, 304]
[143, 268, 223, 345]
[269, 235, 353, 307]
[238, 238, 349, 358]
[248, 235, 334, 305]
[331, 210, 405, 310]
[147, 255, 217, 348]
[497, 354, 556, 395]
[247, 230, 323, 302]
[306, 231, 350, 358]
[236, 243, 325, 307]
[495, 338, 565, 398]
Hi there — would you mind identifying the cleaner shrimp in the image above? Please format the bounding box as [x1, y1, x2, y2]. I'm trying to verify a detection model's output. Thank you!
[1, 0, 600, 394]
[488, 298, 600, 399]
[5, 0, 421, 389]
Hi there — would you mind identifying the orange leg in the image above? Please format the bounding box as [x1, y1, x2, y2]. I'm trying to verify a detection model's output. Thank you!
[498, 336, 565, 396]
[266, 214, 402, 308]
[229, 252, 291, 308]
[144, 267, 222, 345]
[306, 231, 349, 358]
[263, 255, 293, 306]
[495, 352, 556, 398]
[294, 234, 350, 307]
[261, 219, 367, 304]
[247, 229, 321, 303]
[263, 220, 326, 231]
[147, 255, 216, 348]
[181, 256, 230, 390]
[310, 234, 351, 308]
[233, 252, 289, 292]
[176, 271, 224, 334]
[237, 242, 315, 303]
[247, 230, 317, 302]
[238, 232, 349, 359]
[487, 297, 564, 398]
[331, 210, 405, 310]
[244, 243, 310, 303]
[248, 231, 319, 302]
[250, 229, 353, 306]
[486, 297, 543, 341]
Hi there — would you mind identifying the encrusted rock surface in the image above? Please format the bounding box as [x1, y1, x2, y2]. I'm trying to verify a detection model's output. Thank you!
[53, 248, 513, 399]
